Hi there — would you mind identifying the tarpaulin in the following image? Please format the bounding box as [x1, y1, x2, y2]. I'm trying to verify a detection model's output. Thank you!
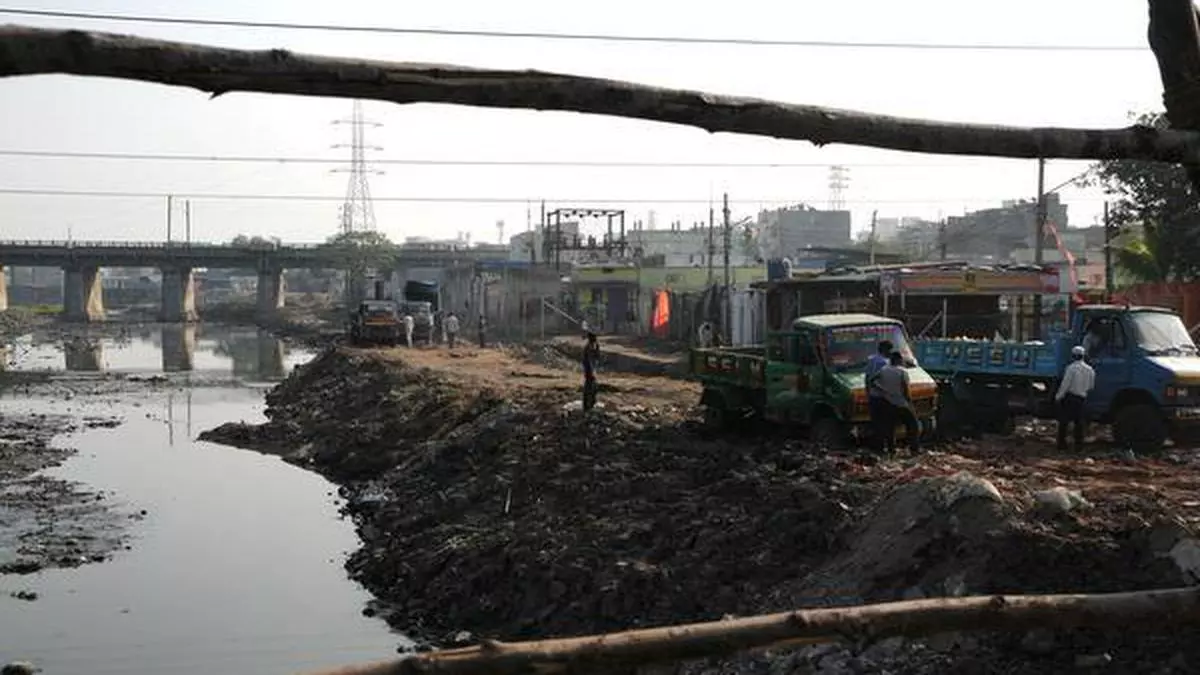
[651, 289, 670, 338]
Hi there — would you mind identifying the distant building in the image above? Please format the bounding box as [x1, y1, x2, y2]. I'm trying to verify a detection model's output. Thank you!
[874, 216, 926, 242]
[894, 220, 942, 260]
[944, 194, 1069, 260]
[756, 205, 851, 258]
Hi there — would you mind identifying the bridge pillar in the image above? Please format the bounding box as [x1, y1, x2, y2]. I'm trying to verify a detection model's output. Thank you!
[0, 265, 7, 312]
[256, 268, 285, 321]
[161, 324, 196, 372]
[160, 265, 198, 323]
[62, 264, 104, 322]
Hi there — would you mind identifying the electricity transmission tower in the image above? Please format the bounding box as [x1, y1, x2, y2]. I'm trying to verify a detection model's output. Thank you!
[332, 100, 383, 234]
[828, 165, 850, 211]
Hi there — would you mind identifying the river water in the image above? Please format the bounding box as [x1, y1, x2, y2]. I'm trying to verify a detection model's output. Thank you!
[0, 325, 403, 674]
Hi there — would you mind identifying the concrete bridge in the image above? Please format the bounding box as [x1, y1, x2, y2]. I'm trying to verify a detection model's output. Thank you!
[0, 240, 502, 322]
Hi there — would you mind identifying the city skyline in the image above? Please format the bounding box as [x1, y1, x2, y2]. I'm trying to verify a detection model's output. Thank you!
[0, 0, 1158, 245]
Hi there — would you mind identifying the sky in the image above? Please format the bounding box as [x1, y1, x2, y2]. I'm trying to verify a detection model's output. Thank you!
[0, 0, 1167, 246]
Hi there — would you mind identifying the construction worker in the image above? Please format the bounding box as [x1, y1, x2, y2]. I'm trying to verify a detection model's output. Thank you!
[864, 340, 894, 452]
[444, 312, 461, 349]
[402, 312, 415, 348]
[1055, 345, 1096, 451]
[582, 330, 600, 411]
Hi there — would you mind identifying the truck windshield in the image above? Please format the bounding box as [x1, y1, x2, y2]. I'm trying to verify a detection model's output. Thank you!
[362, 303, 395, 317]
[824, 323, 914, 371]
[1131, 311, 1198, 356]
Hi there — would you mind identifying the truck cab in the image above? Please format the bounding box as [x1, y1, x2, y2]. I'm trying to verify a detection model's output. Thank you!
[1068, 305, 1200, 449]
[692, 313, 938, 448]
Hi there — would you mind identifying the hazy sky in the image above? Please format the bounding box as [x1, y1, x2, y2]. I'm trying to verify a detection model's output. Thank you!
[0, 1, 1164, 245]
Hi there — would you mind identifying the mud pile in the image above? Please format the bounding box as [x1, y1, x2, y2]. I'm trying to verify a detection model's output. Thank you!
[204, 349, 1200, 671]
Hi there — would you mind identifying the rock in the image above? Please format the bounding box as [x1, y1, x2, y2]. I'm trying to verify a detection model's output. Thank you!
[938, 472, 1003, 508]
[1033, 487, 1092, 514]
[10, 590, 38, 601]
[1168, 538, 1200, 582]
[1074, 653, 1113, 668]
[2, 662, 39, 675]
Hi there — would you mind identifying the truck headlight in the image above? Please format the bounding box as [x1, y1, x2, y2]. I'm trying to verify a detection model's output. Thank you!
[1168, 386, 1190, 398]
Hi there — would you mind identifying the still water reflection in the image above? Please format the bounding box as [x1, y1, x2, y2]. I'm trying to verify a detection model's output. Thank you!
[0, 327, 404, 674]
[10, 325, 308, 382]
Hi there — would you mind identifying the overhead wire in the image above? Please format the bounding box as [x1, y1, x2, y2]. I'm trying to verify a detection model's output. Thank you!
[0, 7, 1148, 51]
[0, 186, 1111, 205]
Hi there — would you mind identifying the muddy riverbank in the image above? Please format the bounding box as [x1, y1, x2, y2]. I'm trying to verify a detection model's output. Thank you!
[203, 344, 1200, 672]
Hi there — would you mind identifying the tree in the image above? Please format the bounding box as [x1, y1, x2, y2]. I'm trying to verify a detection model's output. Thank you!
[1092, 112, 1200, 283]
[320, 231, 397, 278]
[229, 234, 281, 249]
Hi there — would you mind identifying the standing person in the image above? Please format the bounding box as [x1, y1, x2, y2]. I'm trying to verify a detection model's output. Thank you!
[876, 350, 921, 454]
[1055, 345, 1095, 451]
[697, 321, 714, 348]
[582, 331, 600, 411]
[477, 314, 487, 348]
[864, 340, 894, 452]
[402, 312, 415, 349]
[444, 312, 461, 349]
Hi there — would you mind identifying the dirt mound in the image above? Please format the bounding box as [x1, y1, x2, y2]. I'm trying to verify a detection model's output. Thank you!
[203, 348, 1200, 670]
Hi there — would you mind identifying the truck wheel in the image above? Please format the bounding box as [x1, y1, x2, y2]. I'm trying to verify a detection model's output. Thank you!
[703, 404, 728, 431]
[811, 416, 849, 451]
[1114, 403, 1167, 453]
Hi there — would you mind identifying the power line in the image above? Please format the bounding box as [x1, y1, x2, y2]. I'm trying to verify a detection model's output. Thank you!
[0, 7, 1148, 51]
[0, 148, 1052, 169]
[0, 186, 1114, 204]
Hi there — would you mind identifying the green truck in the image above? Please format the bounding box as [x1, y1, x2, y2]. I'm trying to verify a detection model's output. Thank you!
[688, 313, 939, 448]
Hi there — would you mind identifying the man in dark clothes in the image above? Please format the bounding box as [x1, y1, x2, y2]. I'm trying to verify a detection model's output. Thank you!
[582, 331, 600, 411]
[864, 340, 893, 452]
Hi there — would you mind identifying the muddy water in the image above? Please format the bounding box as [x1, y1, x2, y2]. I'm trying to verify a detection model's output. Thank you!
[0, 326, 403, 674]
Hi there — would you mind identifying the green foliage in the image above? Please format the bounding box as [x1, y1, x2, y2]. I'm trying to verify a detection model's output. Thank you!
[1092, 111, 1200, 283]
[229, 234, 281, 249]
[320, 231, 397, 275]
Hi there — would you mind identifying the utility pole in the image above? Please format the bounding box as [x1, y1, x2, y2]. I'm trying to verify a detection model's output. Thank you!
[166, 194, 173, 245]
[707, 202, 716, 285]
[868, 210, 878, 265]
[1103, 201, 1114, 299]
[184, 200, 192, 245]
[1032, 157, 1047, 338]
[722, 193, 732, 342]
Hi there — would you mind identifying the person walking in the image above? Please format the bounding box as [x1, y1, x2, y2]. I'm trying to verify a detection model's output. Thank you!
[444, 312, 461, 349]
[876, 350, 921, 454]
[864, 340, 894, 452]
[402, 312, 415, 348]
[582, 330, 600, 411]
[1055, 345, 1095, 451]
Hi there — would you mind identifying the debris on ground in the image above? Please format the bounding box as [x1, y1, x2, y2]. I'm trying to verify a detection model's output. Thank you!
[202, 344, 1200, 672]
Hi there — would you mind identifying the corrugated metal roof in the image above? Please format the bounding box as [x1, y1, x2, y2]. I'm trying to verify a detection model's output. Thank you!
[793, 313, 899, 328]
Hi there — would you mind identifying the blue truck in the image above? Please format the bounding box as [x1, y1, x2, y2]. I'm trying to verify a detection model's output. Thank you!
[914, 304, 1200, 452]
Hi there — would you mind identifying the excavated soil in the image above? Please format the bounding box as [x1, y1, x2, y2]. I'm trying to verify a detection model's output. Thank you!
[202, 344, 1200, 672]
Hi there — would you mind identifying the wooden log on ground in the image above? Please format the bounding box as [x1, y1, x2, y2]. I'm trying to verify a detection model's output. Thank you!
[300, 586, 1200, 675]
[2, 24, 1200, 163]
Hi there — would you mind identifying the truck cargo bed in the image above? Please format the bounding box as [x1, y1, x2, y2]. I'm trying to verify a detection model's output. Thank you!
[915, 339, 1061, 380]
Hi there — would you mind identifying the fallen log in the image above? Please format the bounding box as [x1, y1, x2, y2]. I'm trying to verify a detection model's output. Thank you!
[300, 586, 1200, 675]
[3, 24, 1200, 163]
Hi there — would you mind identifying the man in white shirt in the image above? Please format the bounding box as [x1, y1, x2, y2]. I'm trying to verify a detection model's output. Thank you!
[402, 313, 415, 348]
[444, 312, 461, 349]
[1055, 345, 1096, 451]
